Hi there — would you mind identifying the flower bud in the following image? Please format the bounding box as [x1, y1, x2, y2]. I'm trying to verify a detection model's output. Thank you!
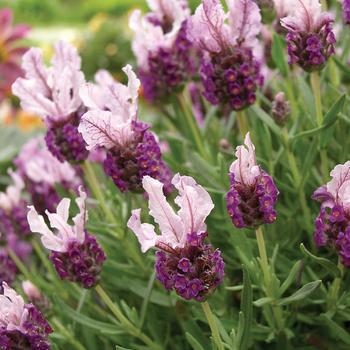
[271, 92, 290, 126]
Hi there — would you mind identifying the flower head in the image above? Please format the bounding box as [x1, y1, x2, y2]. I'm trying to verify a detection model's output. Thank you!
[79, 65, 172, 194]
[128, 174, 214, 252]
[12, 41, 85, 125]
[226, 133, 279, 228]
[187, 0, 263, 111]
[12, 41, 88, 163]
[0, 8, 30, 102]
[15, 137, 80, 213]
[128, 174, 224, 301]
[0, 282, 52, 349]
[343, 0, 350, 25]
[79, 65, 139, 150]
[27, 188, 106, 288]
[129, 0, 195, 101]
[16, 137, 79, 188]
[27, 187, 87, 253]
[188, 0, 261, 53]
[312, 162, 350, 267]
[280, 0, 335, 71]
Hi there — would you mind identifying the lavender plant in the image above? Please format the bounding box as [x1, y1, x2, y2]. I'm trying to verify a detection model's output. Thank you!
[3, 0, 350, 349]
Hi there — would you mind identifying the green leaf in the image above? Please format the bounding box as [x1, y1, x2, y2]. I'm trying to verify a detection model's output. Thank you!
[321, 94, 346, 148]
[332, 56, 350, 79]
[271, 33, 288, 77]
[236, 266, 252, 350]
[278, 260, 303, 296]
[250, 105, 281, 138]
[185, 333, 205, 350]
[54, 296, 123, 335]
[253, 297, 274, 307]
[300, 244, 340, 277]
[320, 314, 350, 345]
[276, 280, 322, 306]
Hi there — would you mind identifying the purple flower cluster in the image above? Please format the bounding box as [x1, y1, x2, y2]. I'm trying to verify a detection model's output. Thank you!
[139, 21, 196, 102]
[285, 28, 335, 71]
[50, 232, 106, 289]
[313, 206, 350, 267]
[0, 204, 32, 260]
[104, 121, 172, 195]
[155, 232, 224, 301]
[271, 92, 290, 127]
[26, 182, 60, 215]
[45, 115, 88, 164]
[343, 0, 350, 25]
[0, 304, 52, 350]
[0, 252, 17, 286]
[200, 48, 263, 111]
[226, 172, 278, 229]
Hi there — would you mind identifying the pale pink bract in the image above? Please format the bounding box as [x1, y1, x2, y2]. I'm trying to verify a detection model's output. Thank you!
[78, 64, 141, 150]
[127, 174, 214, 252]
[229, 133, 261, 186]
[27, 187, 87, 252]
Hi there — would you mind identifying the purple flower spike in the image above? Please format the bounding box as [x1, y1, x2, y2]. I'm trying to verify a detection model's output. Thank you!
[312, 161, 350, 267]
[127, 174, 225, 301]
[79, 65, 172, 195]
[0, 252, 17, 286]
[12, 41, 88, 163]
[27, 188, 106, 289]
[129, 0, 194, 101]
[0, 282, 52, 350]
[187, 0, 263, 111]
[280, 0, 336, 71]
[343, 0, 350, 25]
[226, 133, 279, 229]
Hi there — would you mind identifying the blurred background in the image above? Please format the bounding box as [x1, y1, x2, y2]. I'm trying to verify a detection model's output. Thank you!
[0, 0, 197, 182]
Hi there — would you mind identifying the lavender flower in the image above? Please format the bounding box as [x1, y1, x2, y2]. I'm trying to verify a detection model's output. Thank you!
[343, 0, 350, 25]
[129, 0, 195, 102]
[226, 133, 279, 228]
[0, 170, 32, 262]
[78, 65, 172, 195]
[280, 0, 336, 71]
[187, 0, 263, 112]
[312, 161, 350, 267]
[127, 174, 225, 301]
[15, 137, 81, 214]
[271, 92, 290, 126]
[27, 188, 106, 289]
[0, 282, 52, 349]
[22, 281, 50, 314]
[12, 41, 88, 163]
[0, 252, 17, 286]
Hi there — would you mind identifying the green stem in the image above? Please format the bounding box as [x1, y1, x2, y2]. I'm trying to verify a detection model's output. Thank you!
[285, 78, 298, 121]
[310, 72, 328, 182]
[236, 110, 249, 137]
[8, 249, 31, 280]
[178, 95, 208, 161]
[255, 227, 284, 332]
[282, 129, 312, 232]
[83, 161, 120, 234]
[310, 72, 323, 127]
[201, 301, 225, 350]
[95, 285, 161, 350]
[327, 261, 344, 310]
[53, 318, 86, 350]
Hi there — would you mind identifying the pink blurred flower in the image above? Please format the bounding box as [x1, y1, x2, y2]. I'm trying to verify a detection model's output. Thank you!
[0, 8, 30, 102]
